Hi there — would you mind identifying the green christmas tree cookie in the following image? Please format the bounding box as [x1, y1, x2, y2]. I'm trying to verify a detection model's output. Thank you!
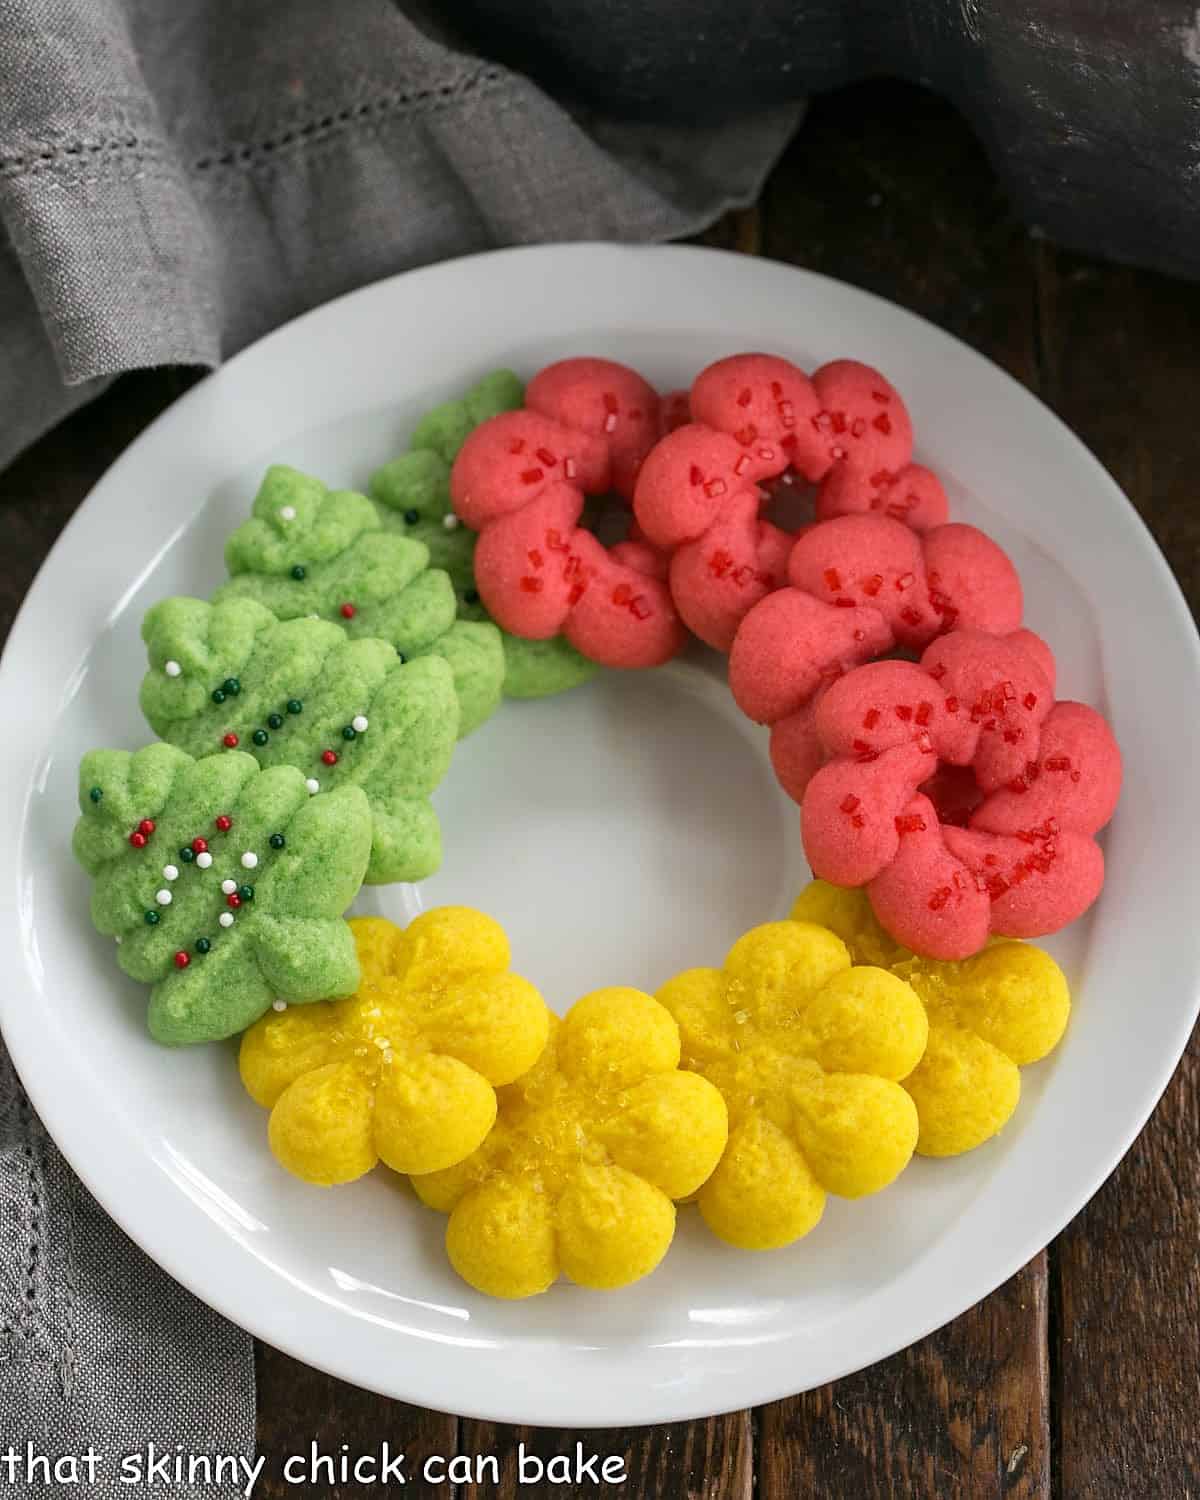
[72, 743, 372, 1045]
[213, 466, 503, 737]
[368, 371, 598, 700]
[139, 597, 459, 885]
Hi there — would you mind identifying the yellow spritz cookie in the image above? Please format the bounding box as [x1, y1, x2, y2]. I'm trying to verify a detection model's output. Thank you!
[411, 988, 728, 1299]
[239, 909, 550, 1185]
[657, 921, 928, 1251]
[791, 881, 1071, 1156]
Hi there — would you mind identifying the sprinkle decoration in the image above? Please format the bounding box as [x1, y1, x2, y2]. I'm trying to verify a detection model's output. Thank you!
[196, 852, 213, 869]
[352, 715, 368, 734]
[321, 750, 338, 766]
[173, 951, 190, 970]
[195, 938, 211, 955]
[267, 713, 284, 730]
[222, 733, 239, 748]
[221, 879, 237, 895]
[272, 999, 288, 1012]
[219, 912, 235, 929]
[241, 851, 258, 870]
[287, 699, 303, 715]
[305, 778, 320, 795]
[269, 833, 286, 849]
[89, 786, 103, 803]
[144, 910, 160, 926]
[179, 847, 195, 864]
[226, 893, 242, 909]
[215, 815, 233, 832]
[442, 514, 460, 531]
[340, 603, 356, 619]
[163, 865, 179, 882]
[164, 661, 182, 678]
[239, 885, 254, 902]
[252, 729, 269, 746]
[279, 506, 296, 521]
[129, 832, 147, 849]
[155, 890, 172, 906]
[291, 565, 306, 581]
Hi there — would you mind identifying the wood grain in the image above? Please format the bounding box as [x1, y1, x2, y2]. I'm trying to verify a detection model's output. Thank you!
[1033, 241, 1200, 1500]
[457, 1413, 753, 1499]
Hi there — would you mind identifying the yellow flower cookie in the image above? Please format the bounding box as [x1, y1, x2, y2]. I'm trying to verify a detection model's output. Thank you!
[657, 921, 928, 1251]
[411, 988, 728, 1299]
[790, 881, 1071, 1156]
[239, 909, 550, 1185]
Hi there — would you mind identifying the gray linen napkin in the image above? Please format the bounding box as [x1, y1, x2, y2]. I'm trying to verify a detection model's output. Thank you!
[0, 0, 799, 1485]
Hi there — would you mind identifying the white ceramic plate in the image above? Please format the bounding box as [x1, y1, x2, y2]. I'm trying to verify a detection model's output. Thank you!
[2, 245, 1197, 1428]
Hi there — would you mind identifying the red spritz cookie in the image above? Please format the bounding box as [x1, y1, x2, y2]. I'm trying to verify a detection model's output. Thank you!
[450, 359, 686, 669]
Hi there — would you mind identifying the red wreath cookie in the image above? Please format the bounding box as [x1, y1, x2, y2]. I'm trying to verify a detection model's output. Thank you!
[728, 512, 1025, 800]
[448, 359, 686, 669]
[633, 353, 949, 650]
[798, 632, 1121, 958]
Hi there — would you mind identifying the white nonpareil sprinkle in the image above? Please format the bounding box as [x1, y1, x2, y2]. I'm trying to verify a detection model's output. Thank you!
[163, 864, 179, 882]
[442, 514, 460, 531]
[241, 851, 258, 870]
[352, 715, 368, 733]
[219, 912, 234, 929]
[164, 660, 182, 678]
[221, 879, 237, 895]
[272, 999, 288, 1013]
[306, 778, 320, 795]
[196, 851, 213, 869]
[155, 889, 172, 906]
[279, 505, 296, 521]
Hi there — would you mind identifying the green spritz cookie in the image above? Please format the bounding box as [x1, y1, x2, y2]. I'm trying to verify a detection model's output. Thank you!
[139, 597, 458, 885]
[72, 743, 372, 1045]
[368, 371, 598, 700]
[213, 466, 503, 737]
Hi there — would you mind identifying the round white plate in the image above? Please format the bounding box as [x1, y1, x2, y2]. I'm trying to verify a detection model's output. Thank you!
[2, 245, 1197, 1428]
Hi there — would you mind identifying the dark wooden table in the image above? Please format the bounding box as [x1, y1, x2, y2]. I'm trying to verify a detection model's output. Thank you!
[2, 80, 1196, 1499]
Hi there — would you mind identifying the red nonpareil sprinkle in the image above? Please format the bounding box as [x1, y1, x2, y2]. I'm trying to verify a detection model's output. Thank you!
[737, 388, 753, 407]
[704, 478, 727, 499]
[917, 731, 935, 753]
[851, 418, 866, 438]
[895, 704, 913, 721]
[340, 602, 356, 619]
[708, 549, 733, 578]
[507, 437, 525, 455]
[563, 457, 577, 479]
[536, 447, 557, 467]
[1044, 755, 1072, 771]
[862, 574, 884, 597]
[823, 568, 842, 592]
[611, 583, 633, 606]
[986, 874, 1010, 899]
[321, 750, 338, 766]
[929, 662, 947, 682]
[129, 831, 147, 848]
[895, 572, 915, 592]
[192, 837, 208, 854]
[527, 548, 544, 569]
[873, 412, 892, 434]
[945, 696, 959, 714]
[630, 597, 651, 620]
[915, 701, 933, 726]
[928, 887, 952, 912]
[900, 606, 923, 627]
[222, 733, 239, 748]
[1024, 692, 1038, 710]
[520, 468, 544, 485]
[841, 794, 861, 814]
[519, 576, 544, 594]
[138, 819, 156, 835]
[546, 528, 568, 552]
[864, 708, 881, 729]
[733, 454, 751, 477]
[214, 815, 232, 833]
[895, 813, 927, 835]
[689, 464, 703, 487]
[834, 596, 857, 608]
[173, 951, 190, 970]
[603, 392, 619, 413]
[226, 893, 242, 909]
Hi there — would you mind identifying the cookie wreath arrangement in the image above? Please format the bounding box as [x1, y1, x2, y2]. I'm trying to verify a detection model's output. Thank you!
[73, 354, 1120, 1300]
